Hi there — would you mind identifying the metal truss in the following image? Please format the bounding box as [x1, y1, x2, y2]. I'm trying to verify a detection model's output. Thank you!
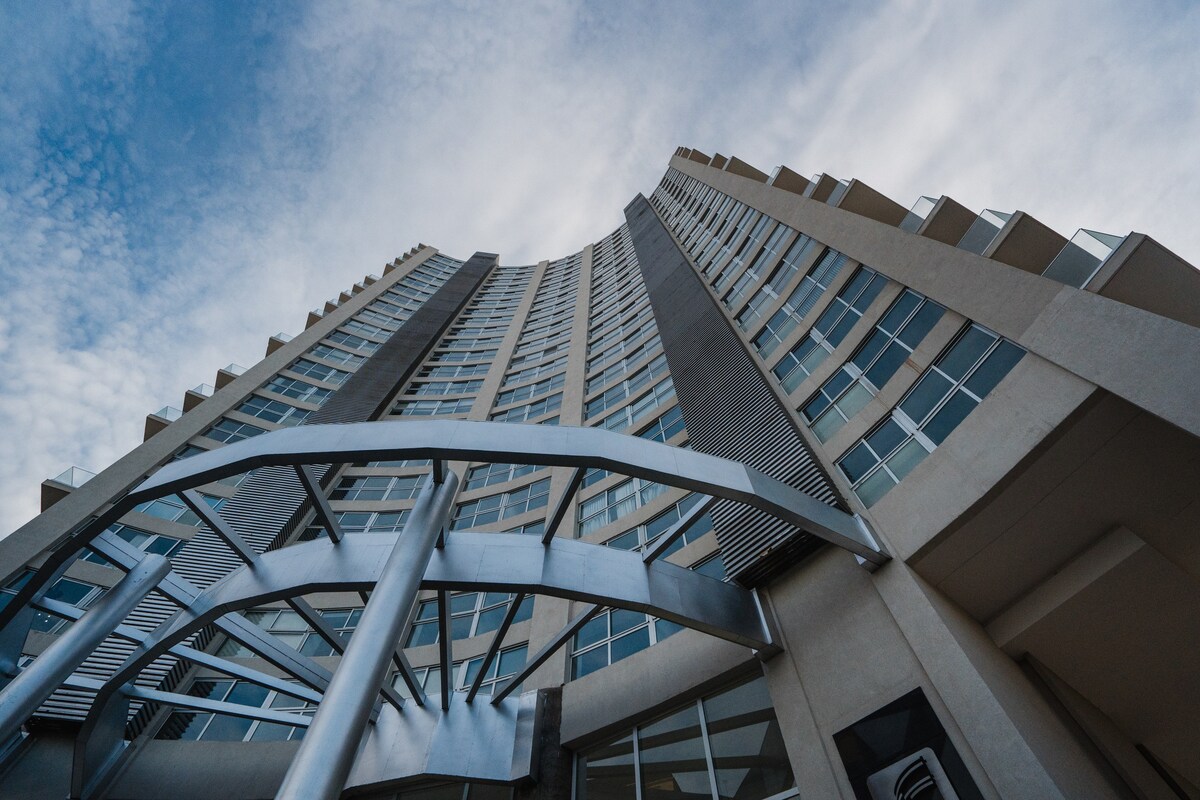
[0, 420, 888, 800]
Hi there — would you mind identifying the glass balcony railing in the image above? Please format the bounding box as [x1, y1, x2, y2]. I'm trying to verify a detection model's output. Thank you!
[223, 363, 247, 376]
[191, 383, 215, 397]
[274, 332, 293, 342]
[50, 466, 96, 488]
[899, 196, 938, 233]
[956, 209, 1012, 255]
[1042, 229, 1126, 288]
[152, 406, 183, 422]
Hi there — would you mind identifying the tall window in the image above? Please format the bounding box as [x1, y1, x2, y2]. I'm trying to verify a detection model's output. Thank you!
[452, 479, 551, 529]
[575, 676, 796, 800]
[770, 268, 887, 392]
[801, 290, 944, 442]
[747, 246, 847, 352]
[155, 679, 314, 742]
[204, 418, 268, 443]
[405, 592, 533, 646]
[578, 477, 667, 537]
[838, 324, 1025, 507]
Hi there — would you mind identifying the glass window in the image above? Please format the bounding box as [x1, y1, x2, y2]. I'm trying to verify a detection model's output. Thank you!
[155, 679, 315, 741]
[837, 325, 1024, 507]
[770, 268, 887, 392]
[578, 478, 668, 537]
[452, 478, 551, 530]
[575, 675, 796, 800]
[802, 290, 945, 442]
[405, 592, 533, 646]
[204, 418, 268, 444]
[263, 375, 333, 406]
[81, 523, 184, 566]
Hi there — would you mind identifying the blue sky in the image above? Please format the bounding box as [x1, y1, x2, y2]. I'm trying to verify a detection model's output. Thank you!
[1, 0, 1198, 536]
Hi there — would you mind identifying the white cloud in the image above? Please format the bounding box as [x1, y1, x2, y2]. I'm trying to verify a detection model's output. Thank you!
[1, 0, 1197, 537]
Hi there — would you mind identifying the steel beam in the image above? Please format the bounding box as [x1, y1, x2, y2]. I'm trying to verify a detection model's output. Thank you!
[293, 465, 343, 544]
[466, 593, 525, 703]
[130, 419, 888, 564]
[541, 467, 585, 544]
[0, 555, 169, 741]
[273, 471, 459, 800]
[642, 496, 718, 563]
[491, 603, 601, 704]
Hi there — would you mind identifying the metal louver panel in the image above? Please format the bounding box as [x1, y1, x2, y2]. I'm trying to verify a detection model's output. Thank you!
[625, 194, 847, 587]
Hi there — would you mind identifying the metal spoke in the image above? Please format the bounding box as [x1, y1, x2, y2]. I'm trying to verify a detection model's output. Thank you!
[293, 465, 343, 543]
[491, 603, 601, 705]
[437, 589, 452, 711]
[542, 467, 585, 544]
[642, 496, 718, 563]
[180, 489, 257, 565]
[466, 593, 526, 703]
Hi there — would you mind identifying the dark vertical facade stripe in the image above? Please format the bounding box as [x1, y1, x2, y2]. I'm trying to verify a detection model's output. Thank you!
[39, 253, 495, 725]
[624, 195, 846, 587]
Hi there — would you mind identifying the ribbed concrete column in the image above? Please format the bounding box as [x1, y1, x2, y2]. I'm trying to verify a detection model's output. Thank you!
[0, 555, 170, 739]
[273, 472, 460, 800]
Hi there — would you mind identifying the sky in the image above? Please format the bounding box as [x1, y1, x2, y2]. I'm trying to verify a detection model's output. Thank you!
[1, 0, 1198, 537]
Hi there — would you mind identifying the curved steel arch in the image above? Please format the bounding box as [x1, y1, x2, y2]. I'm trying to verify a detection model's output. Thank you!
[92, 532, 773, 695]
[131, 419, 885, 563]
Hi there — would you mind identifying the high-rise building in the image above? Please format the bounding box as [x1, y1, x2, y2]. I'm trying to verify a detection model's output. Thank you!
[1, 147, 1198, 800]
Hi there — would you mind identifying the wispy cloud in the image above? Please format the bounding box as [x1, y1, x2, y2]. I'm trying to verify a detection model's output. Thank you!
[1, 0, 1197, 536]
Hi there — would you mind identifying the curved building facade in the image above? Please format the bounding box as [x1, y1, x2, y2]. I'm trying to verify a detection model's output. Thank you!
[1, 148, 1199, 800]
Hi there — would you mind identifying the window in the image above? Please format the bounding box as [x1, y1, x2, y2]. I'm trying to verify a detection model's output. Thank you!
[633, 405, 685, 444]
[218, 607, 362, 658]
[586, 354, 670, 418]
[394, 398, 474, 416]
[570, 607, 681, 679]
[602, 495, 713, 556]
[748, 246, 848, 352]
[237, 396, 312, 427]
[263, 376, 333, 406]
[502, 356, 568, 387]
[722, 223, 792, 311]
[489, 393, 561, 423]
[452, 478, 551, 529]
[134, 493, 225, 527]
[404, 379, 483, 396]
[334, 510, 409, 535]
[29, 576, 106, 634]
[596, 378, 675, 433]
[309, 344, 366, 367]
[838, 325, 1025, 507]
[578, 477, 668, 537]
[430, 348, 496, 364]
[204, 418, 268, 443]
[155, 679, 315, 742]
[771, 268, 887, 392]
[391, 644, 528, 699]
[736, 233, 820, 328]
[0, 570, 34, 615]
[81, 523, 184, 565]
[495, 373, 565, 406]
[288, 358, 351, 386]
[420, 363, 491, 378]
[586, 337, 662, 393]
[464, 462, 545, 491]
[325, 330, 380, 353]
[330, 474, 427, 502]
[802, 290, 944, 442]
[575, 676, 796, 800]
[405, 592, 533, 646]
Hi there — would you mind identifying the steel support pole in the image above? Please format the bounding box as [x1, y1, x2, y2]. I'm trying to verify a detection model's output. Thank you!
[0, 554, 170, 740]
[273, 472, 459, 800]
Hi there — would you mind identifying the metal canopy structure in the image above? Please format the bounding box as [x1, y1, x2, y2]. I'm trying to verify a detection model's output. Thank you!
[0, 420, 889, 800]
